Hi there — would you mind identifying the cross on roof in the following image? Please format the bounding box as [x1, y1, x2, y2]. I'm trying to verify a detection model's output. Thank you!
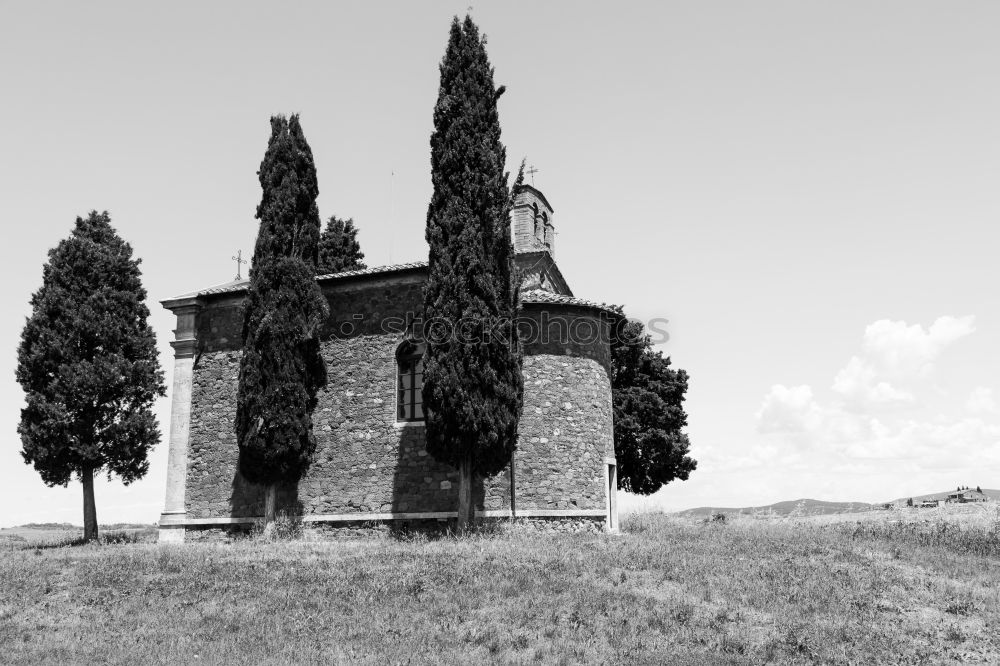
[526, 165, 539, 187]
[232, 250, 247, 280]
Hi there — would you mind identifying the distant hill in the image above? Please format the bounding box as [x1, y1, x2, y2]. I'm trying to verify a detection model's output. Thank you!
[676, 499, 874, 518]
[676, 488, 1000, 518]
[0, 523, 156, 545]
[15, 522, 77, 530]
[4, 522, 153, 530]
[889, 489, 1000, 504]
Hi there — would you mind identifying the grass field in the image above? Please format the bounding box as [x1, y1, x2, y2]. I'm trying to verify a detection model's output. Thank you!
[2, 506, 999, 665]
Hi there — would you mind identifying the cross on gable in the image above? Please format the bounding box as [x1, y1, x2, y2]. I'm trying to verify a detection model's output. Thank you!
[232, 250, 247, 280]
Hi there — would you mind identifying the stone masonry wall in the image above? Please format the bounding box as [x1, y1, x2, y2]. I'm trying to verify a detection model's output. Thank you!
[186, 335, 508, 519]
[514, 354, 612, 511]
[186, 349, 241, 519]
[182, 276, 612, 522]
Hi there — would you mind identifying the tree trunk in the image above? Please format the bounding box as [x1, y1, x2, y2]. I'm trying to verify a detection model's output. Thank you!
[81, 466, 98, 543]
[264, 483, 277, 526]
[457, 455, 473, 532]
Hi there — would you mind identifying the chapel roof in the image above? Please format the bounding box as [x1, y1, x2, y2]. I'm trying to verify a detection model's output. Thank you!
[513, 184, 554, 213]
[163, 262, 427, 304]
[163, 262, 620, 318]
[519, 289, 623, 317]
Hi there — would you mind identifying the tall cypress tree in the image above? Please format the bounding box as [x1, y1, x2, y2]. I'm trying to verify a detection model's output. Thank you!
[235, 115, 329, 525]
[611, 320, 696, 494]
[317, 216, 366, 274]
[16, 212, 165, 542]
[422, 16, 523, 530]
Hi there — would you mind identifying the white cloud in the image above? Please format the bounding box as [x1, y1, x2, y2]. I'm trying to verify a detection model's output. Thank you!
[832, 315, 975, 408]
[841, 417, 1000, 464]
[642, 316, 994, 513]
[832, 357, 913, 405]
[967, 387, 996, 414]
[861, 315, 975, 375]
[754, 315, 998, 471]
[756, 384, 824, 434]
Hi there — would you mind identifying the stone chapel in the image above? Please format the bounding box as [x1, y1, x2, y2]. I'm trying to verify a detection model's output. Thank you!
[158, 185, 621, 541]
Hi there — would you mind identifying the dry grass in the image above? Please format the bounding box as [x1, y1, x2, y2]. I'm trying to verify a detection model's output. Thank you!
[2, 507, 999, 665]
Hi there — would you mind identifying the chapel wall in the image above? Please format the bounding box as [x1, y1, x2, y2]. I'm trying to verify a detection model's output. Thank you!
[184, 280, 511, 520]
[514, 306, 615, 511]
[186, 349, 241, 519]
[514, 354, 612, 511]
[185, 337, 512, 519]
[181, 284, 613, 522]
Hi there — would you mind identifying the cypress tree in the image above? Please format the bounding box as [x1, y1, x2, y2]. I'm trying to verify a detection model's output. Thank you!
[16, 212, 166, 542]
[611, 320, 696, 495]
[317, 216, 366, 274]
[235, 115, 329, 525]
[422, 16, 523, 530]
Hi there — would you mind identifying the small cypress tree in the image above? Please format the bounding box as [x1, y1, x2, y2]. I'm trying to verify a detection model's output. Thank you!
[16, 212, 165, 542]
[422, 15, 523, 530]
[317, 216, 366, 274]
[235, 115, 329, 525]
[611, 320, 696, 495]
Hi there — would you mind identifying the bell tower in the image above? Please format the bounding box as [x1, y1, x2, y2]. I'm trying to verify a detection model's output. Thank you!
[510, 184, 555, 257]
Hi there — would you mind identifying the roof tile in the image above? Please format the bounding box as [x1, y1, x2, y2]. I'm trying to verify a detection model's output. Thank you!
[520, 289, 623, 316]
[164, 264, 622, 317]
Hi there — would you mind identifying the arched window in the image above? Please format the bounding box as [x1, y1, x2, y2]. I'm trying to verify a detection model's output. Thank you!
[532, 203, 541, 240]
[396, 340, 426, 422]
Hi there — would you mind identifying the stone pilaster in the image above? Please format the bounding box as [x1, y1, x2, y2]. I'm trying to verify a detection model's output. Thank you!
[158, 300, 200, 543]
[605, 457, 619, 532]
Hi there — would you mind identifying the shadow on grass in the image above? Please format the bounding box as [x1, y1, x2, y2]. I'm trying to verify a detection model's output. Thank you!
[385, 517, 553, 543]
[28, 536, 91, 550]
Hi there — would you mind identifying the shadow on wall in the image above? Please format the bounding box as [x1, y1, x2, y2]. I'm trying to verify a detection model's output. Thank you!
[390, 424, 486, 521]
[228, 463, 304, 522]
[222, 419, 490, 526]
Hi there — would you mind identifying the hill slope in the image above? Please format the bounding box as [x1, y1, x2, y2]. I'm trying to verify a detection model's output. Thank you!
[676, 499, 873, 518]
[4, 515, 999, 664]
[890, 488, 1000, 504]
[677, 489, 1000, 518]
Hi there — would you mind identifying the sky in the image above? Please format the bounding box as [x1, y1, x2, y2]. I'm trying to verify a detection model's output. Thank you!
[1, 1, 998, 527]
